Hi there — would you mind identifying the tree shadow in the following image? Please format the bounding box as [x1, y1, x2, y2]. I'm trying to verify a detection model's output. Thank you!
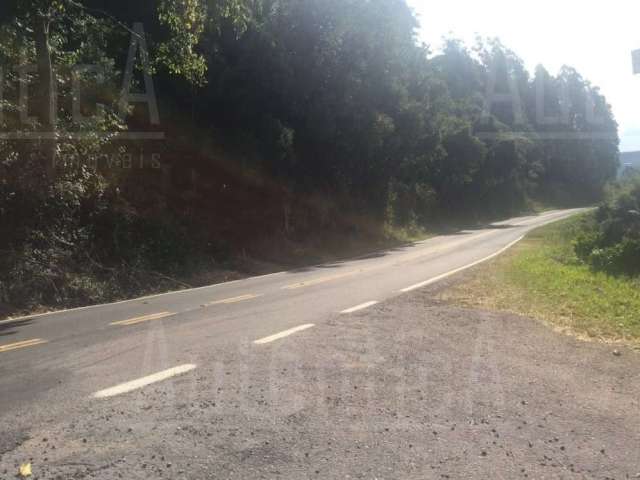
[0, 319, 34, 337]
[283, 219, 520, 275]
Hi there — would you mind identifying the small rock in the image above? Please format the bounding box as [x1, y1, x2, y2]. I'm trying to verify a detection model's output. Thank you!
[613, 350, 621, 357]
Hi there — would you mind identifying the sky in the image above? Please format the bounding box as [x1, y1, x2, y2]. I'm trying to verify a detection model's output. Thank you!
[408, 0, 640, 152]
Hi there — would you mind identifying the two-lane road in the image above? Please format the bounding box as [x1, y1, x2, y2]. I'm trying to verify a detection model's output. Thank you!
[0, 209, 582, 416]
[3, 207, 638, 480]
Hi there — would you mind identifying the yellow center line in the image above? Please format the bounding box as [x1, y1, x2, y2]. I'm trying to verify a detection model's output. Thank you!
[205, 293, 263, 306]
[110, 311, 174, 327]
[0, 338, 48, 353]
[391, 230, 497, 266]
[282, 270, 360, 290]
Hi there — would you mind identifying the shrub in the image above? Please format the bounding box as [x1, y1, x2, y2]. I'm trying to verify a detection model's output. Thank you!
[574, 177, 640, 276]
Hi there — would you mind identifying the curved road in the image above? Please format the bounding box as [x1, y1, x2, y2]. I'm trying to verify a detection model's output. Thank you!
[0, 209, 582, 412]
[2, 208, 623, 479]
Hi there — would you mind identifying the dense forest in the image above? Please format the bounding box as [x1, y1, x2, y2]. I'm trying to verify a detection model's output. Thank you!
[0, 0, 620, 315]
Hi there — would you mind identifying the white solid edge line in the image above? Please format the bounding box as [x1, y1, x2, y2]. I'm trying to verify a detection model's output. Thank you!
[92, 364, 197, 399]
[400, 235, 526, 293]
[340, 301, 379, 314]
[253, 324, 315, 345]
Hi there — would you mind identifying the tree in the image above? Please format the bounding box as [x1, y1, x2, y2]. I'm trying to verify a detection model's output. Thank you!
[0, 0, 623, 313]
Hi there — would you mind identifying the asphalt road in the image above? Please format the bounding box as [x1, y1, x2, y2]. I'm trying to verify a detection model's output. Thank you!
[4, 208, 635, 479]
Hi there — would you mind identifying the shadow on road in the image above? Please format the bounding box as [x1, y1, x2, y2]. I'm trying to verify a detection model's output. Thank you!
[0, 319, 34, 337]
[284, 221, 522, 274]
[284, 220, 521, 274]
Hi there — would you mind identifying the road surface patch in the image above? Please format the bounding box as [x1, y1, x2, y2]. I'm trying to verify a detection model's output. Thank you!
[110, 311, 174, 326]
[205, 293, 263, 306]
[0, 338, 48, 353]
[92, 364, 197, 398]
[340, 301, 379, 314]
[400, 236, 525, 293]
[282, 271, 359, 290]
[253, 324, 315, 345]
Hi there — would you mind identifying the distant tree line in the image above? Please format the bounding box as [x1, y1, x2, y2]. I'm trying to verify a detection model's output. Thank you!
[0, 0, 621, 312]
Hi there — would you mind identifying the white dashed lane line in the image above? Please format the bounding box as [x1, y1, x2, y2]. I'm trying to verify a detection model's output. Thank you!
[253, 324, 315, 345]
[92, 364, 197, 398]
[340, 301, 379, 314]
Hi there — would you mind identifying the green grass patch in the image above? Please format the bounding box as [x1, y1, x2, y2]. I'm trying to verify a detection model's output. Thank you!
[442, 214, 640, 346]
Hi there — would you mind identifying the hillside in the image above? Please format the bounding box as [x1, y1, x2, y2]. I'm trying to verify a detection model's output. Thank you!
[0, 0, 620, 318]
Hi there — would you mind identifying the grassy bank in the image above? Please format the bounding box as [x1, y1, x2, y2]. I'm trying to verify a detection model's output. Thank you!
[440, 214, 640, 347]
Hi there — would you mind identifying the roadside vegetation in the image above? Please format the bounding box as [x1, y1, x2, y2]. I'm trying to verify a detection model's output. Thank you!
[0, 0, 620, 318]
[441, 177, 640, 346]
[574, 177, 640, 276]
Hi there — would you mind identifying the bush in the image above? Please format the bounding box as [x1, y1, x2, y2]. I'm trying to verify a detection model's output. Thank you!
[0, 164, 197, 314]
[587, 239, 640, 276]
[574, 231, 600, 263]
[574, 177, 640, 276]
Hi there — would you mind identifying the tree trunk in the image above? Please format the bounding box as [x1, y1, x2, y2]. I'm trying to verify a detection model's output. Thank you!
[34, 17, 56, 179]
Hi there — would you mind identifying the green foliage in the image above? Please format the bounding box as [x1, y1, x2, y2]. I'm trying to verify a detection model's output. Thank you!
[574, 177, 640, 275]
[157, 0, 208, 83]
[161, 0, 619, 222]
